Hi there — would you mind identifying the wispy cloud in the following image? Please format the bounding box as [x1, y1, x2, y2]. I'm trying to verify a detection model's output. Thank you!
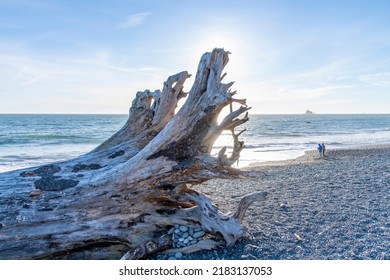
[20, 68, 59, 86]
[359, 72, 390, 87]
[118, 12, 150, 29]
[98, 63, 164, 75]
[248, 83, 352, 102]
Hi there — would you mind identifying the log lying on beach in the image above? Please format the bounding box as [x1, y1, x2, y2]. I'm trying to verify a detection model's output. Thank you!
[0, 48, 266, 260]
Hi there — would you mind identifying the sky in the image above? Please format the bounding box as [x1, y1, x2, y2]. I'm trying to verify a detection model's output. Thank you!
[0, 0, 389, 114]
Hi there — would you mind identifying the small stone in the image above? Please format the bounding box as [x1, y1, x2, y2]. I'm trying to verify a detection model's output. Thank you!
[280, 203, 288, 210]
[183, 239, 189, 244]
[194, 226, 202, 232]
[175, 252, 183, 259]
[294, 233, 304, 241]
[178, 241, 186, 247]
[182, 232, 189, 238]
[189, 240, 197, 245]
[179, 225, 189, 232]
[189, 227, 194, 236]
[187, 236, 193, 241]
[168, 257, 177, 260]
[245, 244, 259, 250]
[174, 229, 181, 234]
[174, 224, 179, 229]
[179, 238, 184, 242]
[193, 231, 205, 238]
[168, 227, 175, 235]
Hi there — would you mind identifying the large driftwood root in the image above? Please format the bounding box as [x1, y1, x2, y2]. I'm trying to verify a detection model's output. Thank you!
[0, 48, 267, 260]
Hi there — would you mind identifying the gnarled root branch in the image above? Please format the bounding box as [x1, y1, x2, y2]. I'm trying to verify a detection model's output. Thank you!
[121, 234, 173, 260]
[233, 192, 268, 223]
[122, 189, 268, 259]
[183, 190, 268, 249]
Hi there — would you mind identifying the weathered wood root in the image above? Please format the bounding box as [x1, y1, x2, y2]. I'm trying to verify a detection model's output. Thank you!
[120, 190, 268, 259]
[120, 234, 173, 260]
[233, 192, 268, 223]
[185, 191, 268, 248]
[163, 239, 223, 255]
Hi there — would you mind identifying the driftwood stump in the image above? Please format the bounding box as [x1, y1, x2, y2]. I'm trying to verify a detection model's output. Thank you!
[0, 48, 267, 260]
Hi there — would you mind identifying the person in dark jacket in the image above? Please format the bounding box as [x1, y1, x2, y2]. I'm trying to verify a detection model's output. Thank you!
[317, 144, 323, 156]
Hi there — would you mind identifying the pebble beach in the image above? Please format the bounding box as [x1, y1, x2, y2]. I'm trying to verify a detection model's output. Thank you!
[159, 145, 390, 260]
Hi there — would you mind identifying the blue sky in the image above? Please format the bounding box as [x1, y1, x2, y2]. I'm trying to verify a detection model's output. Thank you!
[1, 0, 389, 114]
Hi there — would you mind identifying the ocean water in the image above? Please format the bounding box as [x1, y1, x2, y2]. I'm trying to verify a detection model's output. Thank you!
[0, 114, 127, 172]
[1, 114, 390, 172]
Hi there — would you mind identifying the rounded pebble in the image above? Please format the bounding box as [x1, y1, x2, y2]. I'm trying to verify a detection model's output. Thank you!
[179, 225, 189, 232]
[183, 239, 189, 244]
[167, 227, 175, 235]
[194, 226, 202, 231]
[179, 238, 184, 242]
[174, 224, 179, 229]
[188, 236, 193, 241]
[174, 229, 181, 234]
[193, 231, 205, 238]
[182, 232, 189, 238]
[189, 240, 197, 245]
[175, 252, 183, 259]
[189, 227, 194, 236]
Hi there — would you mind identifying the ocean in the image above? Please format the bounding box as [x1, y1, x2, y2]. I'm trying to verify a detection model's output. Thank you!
[1, 114, 390, 172]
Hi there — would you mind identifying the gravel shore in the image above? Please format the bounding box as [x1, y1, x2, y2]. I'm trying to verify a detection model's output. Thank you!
[161, 145, 390, 260]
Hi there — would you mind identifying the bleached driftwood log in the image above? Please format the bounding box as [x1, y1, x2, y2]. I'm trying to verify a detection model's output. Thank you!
[0, 48, 266, 260]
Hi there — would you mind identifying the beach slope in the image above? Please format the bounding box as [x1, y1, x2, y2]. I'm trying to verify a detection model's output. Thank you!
[186, 145, 390, 259]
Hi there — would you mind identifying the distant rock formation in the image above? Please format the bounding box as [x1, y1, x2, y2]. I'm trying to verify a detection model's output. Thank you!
[305, 110, 315, 115]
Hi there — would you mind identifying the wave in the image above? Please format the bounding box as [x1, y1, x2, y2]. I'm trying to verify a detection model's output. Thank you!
[0, 134, 100, 146]
[26, 134, 91, 140]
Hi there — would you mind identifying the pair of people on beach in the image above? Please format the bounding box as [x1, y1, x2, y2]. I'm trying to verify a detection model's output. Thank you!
[317, 143, 326, 157]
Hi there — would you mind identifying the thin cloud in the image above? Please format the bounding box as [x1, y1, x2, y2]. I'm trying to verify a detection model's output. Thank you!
[252, 84, 353, 102]
[98, 63, 164, 77]
[359, 72, 390, 87]
[118, 12, 150, 29]
[21, 68, 59, 86]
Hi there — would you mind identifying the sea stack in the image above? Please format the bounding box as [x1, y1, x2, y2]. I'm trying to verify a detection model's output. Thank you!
[305, 110, 315, 114]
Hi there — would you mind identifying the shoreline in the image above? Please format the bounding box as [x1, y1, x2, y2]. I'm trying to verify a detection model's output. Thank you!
[242, 143, 390, 170]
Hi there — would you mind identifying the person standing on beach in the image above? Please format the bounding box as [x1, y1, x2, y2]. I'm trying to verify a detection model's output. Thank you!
[322, 143, 326, 156]
[317, 144, 323, 156]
